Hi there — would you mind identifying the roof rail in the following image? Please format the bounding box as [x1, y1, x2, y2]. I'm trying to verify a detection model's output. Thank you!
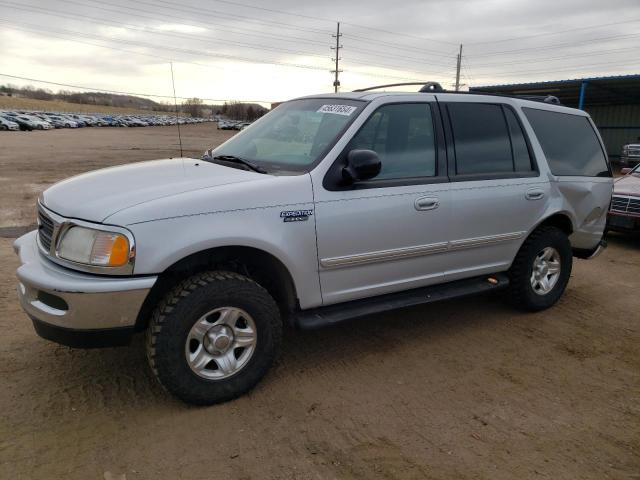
[353, 82, 444, 93]
[515, 95, 561, 105]
[350, 83, 563, 106]
[466, 90, 563, 105]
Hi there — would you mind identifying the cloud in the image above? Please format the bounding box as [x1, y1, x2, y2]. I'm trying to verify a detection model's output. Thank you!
[0, 0, 638, 101]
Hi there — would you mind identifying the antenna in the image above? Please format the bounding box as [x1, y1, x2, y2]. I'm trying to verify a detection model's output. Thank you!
[170, 62, 184, 157]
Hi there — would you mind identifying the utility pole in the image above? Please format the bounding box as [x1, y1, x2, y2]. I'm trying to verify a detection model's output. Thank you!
[330, 22, 342, 93]
[455, 44, 463, 92]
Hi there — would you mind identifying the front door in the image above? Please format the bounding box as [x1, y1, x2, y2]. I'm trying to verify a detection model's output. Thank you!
[312, 100, 452, 305]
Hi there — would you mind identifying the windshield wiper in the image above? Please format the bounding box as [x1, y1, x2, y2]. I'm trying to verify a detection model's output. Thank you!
[208, 154, 267, 174]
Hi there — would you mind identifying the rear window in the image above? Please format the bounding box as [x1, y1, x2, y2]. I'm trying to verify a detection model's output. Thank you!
[523, 108, 610, 177]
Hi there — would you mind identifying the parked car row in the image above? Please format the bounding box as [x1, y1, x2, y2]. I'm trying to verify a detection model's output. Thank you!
[0, 110, 213, 131]
[217, 120, 252, 130]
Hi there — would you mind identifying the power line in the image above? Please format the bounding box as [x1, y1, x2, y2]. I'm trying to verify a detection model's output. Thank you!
[0, 72, 276, 103]
[58, 0, 329, 47]
[467, 17, 640, 46]
[0, 9, 444, 79]
[341, 22, 457, 46]
[1, 2, 329, 60]
[0, 23, 180, 64]
[146, 0, 459, 61]
[467, 47, 634, 69]
[344, 44, 455, 67]
[470, 32, 640, 58]
[63, 0, 454, 70]
[0, 20, 439, 86]
[474, 59, 639, 79]
[147, 0, 457, 46]
[181, 0, 336, 24]
[0, 19, 329, 71]
[344, 57, 453, 78]
[342, 33, 457, 58]
[4, 1, 452, 77]
[142, 0, 331, 35]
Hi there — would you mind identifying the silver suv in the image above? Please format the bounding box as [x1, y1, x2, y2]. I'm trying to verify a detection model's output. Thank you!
[14, 84, 613, 404]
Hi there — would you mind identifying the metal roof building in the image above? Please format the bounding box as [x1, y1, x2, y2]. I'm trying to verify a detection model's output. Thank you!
[470, 75, 640, 161]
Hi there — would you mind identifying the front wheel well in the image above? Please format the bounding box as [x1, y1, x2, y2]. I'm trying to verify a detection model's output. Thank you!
[135, 246, 298, 331]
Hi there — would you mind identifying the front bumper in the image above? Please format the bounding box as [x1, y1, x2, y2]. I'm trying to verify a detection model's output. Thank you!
[14, 231, 157, 348]
[607, 212, 640, 232]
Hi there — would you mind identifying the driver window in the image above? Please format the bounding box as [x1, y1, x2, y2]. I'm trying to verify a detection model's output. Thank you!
[348, 103, 437, 179]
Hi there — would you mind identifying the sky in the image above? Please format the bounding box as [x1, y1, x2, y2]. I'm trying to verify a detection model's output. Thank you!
[0, 0, 638, 105]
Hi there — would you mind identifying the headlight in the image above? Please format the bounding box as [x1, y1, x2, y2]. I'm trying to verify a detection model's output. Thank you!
[58, 226, 132, 267]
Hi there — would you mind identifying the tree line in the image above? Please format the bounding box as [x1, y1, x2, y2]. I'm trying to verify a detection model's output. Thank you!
[1, 84, 269, 119]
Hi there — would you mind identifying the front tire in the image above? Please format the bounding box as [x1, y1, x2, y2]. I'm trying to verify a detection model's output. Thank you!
[146, 271, 282, 405]
[507, 226, 572, 312]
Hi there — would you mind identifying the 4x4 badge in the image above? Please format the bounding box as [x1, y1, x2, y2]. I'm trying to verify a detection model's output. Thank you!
[280, 209, 313, 222]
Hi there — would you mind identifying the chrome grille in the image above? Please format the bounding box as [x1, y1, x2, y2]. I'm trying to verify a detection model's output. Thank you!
[37, 207, 55, 251]
[611, 195, 640, 215]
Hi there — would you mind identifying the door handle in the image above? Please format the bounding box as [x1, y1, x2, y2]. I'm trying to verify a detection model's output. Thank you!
[525, 189, 545, 201]
[415, 197, 440, 211]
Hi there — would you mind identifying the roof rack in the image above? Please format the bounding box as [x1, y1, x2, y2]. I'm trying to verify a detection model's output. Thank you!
[352, 82, 563, 105]
[353, 82, 444, 93]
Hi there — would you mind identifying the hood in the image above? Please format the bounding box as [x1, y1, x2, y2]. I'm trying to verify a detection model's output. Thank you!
[614, 174, 640, 197]
[42, 158, 267, 222]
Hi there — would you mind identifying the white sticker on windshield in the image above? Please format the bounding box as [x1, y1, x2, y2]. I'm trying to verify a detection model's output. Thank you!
[317, 104, 357, 116]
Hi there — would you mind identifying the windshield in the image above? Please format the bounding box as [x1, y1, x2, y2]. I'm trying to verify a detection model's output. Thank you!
[210, 98, 365, 173]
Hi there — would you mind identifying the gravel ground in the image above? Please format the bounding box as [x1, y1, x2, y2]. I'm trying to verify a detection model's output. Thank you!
[0, 124, 638, 480]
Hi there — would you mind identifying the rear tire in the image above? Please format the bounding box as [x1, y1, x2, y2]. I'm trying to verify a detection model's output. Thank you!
[507, 226, 572, 312]
[146, 271, 282, 405]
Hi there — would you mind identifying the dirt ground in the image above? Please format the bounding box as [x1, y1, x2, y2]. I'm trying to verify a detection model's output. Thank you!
[0, 125, 638, 480]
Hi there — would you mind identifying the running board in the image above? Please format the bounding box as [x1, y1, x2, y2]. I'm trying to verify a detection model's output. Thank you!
[293, 273, 509, 330]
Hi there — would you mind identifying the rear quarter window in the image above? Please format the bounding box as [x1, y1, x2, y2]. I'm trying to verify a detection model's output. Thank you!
[523, 108, 610, 177]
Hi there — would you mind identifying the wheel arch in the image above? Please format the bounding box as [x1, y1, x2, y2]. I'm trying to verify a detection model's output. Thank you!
[508, 212, 574, 269]
[533, 212, 574, 236]
[135, 245, 298, 331]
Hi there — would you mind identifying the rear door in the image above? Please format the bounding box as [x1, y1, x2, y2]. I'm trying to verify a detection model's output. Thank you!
[439, 98, 550, 280]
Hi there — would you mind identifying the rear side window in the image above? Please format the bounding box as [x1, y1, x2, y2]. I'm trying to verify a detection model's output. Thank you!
[523, 108, 610, 177]
[447, 103, 534, 176]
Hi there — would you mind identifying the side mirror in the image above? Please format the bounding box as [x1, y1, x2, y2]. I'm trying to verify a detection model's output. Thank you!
[621, 167, 632, 175]
[342, 149, 381, 184]
[202, 148, 214, 161]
